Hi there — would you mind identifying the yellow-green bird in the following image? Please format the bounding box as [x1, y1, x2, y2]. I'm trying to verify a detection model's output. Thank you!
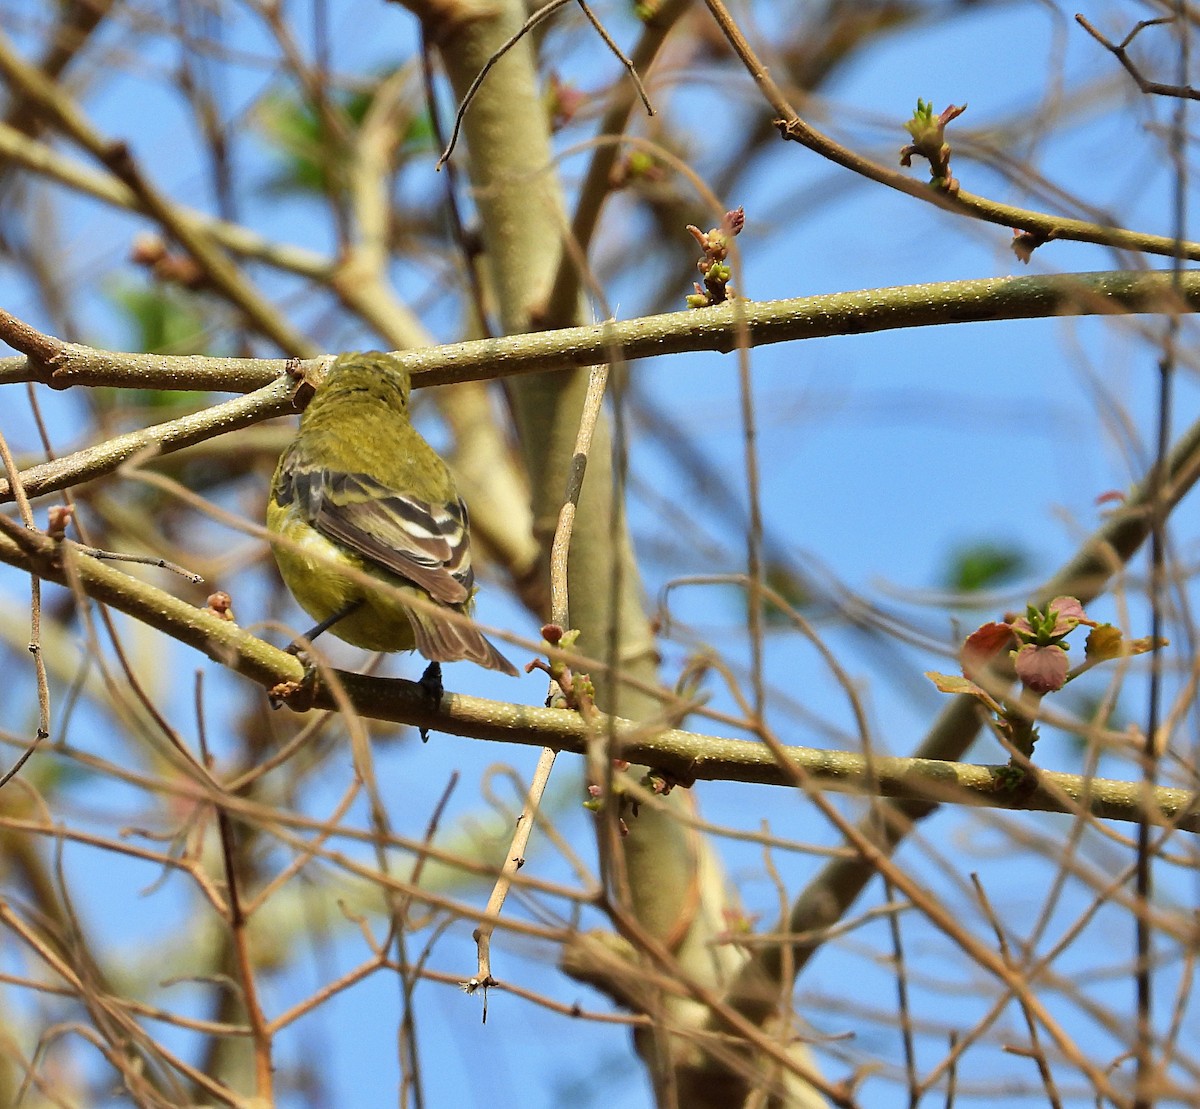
[267, 351, 517, 675]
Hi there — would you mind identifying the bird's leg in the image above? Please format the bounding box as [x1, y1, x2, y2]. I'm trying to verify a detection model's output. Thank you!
[271, 599, 367, 711]
[417, 661, 443, 742]
[286, 598, 365, 655]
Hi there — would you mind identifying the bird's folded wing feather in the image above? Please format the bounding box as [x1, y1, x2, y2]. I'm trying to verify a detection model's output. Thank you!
[281, 460, 473, 606]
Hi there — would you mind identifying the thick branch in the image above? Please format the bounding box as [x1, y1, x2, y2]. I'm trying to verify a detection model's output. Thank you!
[4, 270, 1200, 503]
[0, 378, 296, 503]
[5, 270, 1197, 392]
[0, 526, 1193, 834]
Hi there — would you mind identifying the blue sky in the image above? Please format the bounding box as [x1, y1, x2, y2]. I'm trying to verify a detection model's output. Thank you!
[2, 2, 1199, 1106]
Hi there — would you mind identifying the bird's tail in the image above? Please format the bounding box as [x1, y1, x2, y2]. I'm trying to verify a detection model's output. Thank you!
[410, 609, 518, 676]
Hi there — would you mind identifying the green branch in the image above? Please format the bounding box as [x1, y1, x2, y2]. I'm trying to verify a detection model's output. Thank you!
[0, 524, 1193, 833]
[4, 269, 1200, 501]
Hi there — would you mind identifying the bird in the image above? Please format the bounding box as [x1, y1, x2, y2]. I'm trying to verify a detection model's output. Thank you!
[266, 350, 517, 676]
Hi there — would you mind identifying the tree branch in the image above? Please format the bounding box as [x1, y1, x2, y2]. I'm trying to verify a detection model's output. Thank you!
[0, 524, 1193, 834]
[5, 270, 1200, 501]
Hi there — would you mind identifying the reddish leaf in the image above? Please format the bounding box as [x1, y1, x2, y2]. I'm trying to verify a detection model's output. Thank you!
[1015, 643, 1068, 693]
[961, 622, 1015, 680]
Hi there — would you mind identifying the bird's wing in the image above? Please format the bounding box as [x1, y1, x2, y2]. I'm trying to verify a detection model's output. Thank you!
[278, 456, 473, 606]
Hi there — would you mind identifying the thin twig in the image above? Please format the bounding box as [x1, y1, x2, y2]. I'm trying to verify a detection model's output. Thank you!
[733, 317, 766, 726]
[436, 0, 653, 170]
[1076, 15, 1200, 99]
[944, 1031, 959, 1109]
[1131, 10, 1191, 1106]
[699, 0, 1200, 261]
[71, 543, 203, 582]
[0, 423, 49, 784]
[437, 0, 573, 169]
[887, 867, 919, 1109]
[575, 0, 653, 117]
[195, 673, 274, 1103]
[468, 747, 559, 995]
[421, 31, 493, 336]
[469, 360, 612, 991]
[396, 773, 458, 1104]
[970, 874, 1063, 1109]
[549, 364, 610, 627]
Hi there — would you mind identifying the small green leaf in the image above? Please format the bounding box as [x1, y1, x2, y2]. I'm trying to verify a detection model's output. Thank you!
[757, 560, 813, 626]
[943, 542, 1029, 593]
[254, 72, 428, 198]
[109, 283, 210, 356]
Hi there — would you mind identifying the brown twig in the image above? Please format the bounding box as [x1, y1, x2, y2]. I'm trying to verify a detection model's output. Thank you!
[1076, 15, 1200, 100]
[195, 674, 274, 1103]
[437, 0, 573, 168]
[421, 34, 492, 337]
[575, 0, 654, 119]
[0, 26, 315, 356]
[970, 873, 1063, 1109]
[69, 544, 203, 582]
[698, 0, 1200, 262]
[437, 0, 653, 170]
[0, 423, 49, 786]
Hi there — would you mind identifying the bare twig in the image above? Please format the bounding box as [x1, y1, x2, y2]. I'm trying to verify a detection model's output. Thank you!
[470, 361, 612, 991]
[195, 674, 274, 1103]
[970, 873, 1064, 1109]
[575, 0, 654, 118]
[69, 544, 203, 582]
[0, 423, 49, 785]
[1076, 15, 1200, 99]
[467, 747, 559, 995]
[437, 0, 653, 168]
[699, 0, 1200, 262]
[437, 0, 573, 168]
